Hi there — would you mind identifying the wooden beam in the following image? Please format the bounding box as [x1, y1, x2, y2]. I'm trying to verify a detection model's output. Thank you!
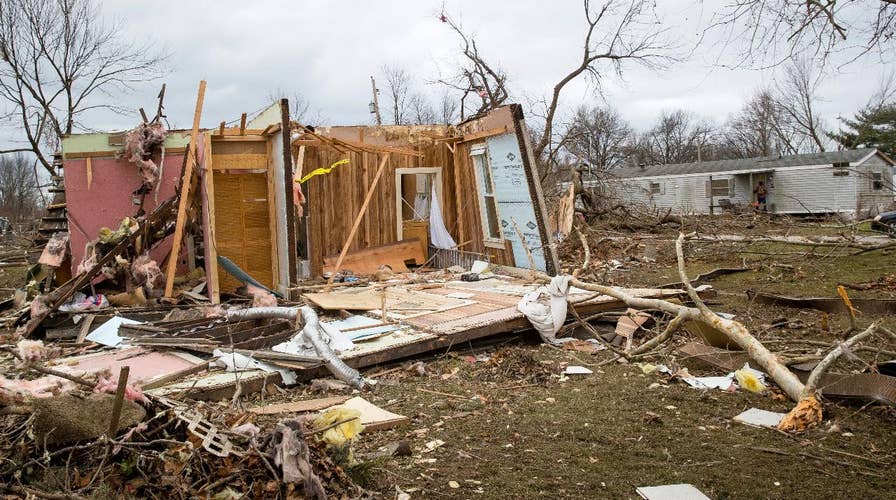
[201, 133, 220, 303]
[164, 80, 207, 298]
[452, 147, 463, 245]
[460, 126, 509, 143]
[64, 148, 187, 159]
[219, 121, 225, 135]
[280, 98, 298, 286]
[139, 108, 149, 124]
[239, 113, 247, 135]
[326, 153, 390, 287]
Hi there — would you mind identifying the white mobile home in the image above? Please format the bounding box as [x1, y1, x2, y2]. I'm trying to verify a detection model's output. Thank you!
[601, 149, 895, 218]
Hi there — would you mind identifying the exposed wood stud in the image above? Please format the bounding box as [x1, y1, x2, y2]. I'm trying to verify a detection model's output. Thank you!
[326, 154, 390, 288]
[239, 113, 247, 135]
[164, 80, 207, 298]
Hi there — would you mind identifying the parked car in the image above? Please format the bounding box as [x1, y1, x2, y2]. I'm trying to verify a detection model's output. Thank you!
[871, 210, 896, 235]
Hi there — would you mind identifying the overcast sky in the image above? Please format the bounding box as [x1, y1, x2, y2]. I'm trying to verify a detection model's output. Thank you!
[1, 0, 891, 150]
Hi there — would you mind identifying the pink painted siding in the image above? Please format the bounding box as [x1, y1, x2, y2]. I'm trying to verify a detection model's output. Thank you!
[64, 155, 185, 275]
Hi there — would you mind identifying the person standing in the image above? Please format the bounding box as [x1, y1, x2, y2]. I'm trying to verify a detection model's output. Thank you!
[753, 180, 768, 211]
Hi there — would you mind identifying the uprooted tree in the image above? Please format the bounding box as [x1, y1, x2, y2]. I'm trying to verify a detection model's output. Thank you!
[0, 0, 166, 176]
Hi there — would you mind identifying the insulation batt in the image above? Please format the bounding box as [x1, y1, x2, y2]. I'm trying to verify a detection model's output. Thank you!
[124, 122, 166, 185]
[94, 375, 149, 404]
[16, 339, 45, 363]
[132, 253, 165, 291]
[247, 284, 278, 308]
[0, 376, 75, 400]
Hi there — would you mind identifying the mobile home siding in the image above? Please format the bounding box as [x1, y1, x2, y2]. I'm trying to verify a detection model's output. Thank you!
[769, 166, 856, 214]
[854, 155, 893, 216]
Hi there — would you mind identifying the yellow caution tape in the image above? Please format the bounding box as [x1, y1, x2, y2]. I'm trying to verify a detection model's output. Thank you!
[298, 158, 349, 183]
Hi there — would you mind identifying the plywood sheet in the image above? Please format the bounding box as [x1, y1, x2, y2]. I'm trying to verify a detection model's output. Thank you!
[322, 239, 426, 275]
[213, 171, 274, 291]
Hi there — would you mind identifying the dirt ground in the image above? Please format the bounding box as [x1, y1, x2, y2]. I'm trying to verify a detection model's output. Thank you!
[3, 215, 896, 498]
[332, 214, 896, 499]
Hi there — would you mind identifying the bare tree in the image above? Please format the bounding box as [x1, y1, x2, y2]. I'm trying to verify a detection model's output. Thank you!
[776, 58, 827, 152]
[531, 0, 675, 170]
[381, 65, 412, 125]
[563, 105, 633, 175]
[0, 0, 167, 176]
[438, 91, 458, 125]
[637, 110, 715, 164]
[708, 0, 896, 65]
[0, 152, 40, 222]
[437, 11, 509, 120]
[408, 93, 437, 125]
[721, 89, 800, 158]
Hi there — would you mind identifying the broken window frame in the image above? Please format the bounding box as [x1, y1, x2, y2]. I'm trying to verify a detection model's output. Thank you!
[470, 144, 504, 246]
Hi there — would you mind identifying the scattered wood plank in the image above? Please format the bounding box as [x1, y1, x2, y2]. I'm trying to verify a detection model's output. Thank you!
[248, 396, 351, 415]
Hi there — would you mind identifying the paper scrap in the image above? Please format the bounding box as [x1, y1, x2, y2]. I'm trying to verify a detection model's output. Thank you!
[85, 317, 142, 347]
[732, 408, 785, 428]
[636, 483, 711, 500]
[563, 365, 594, 375]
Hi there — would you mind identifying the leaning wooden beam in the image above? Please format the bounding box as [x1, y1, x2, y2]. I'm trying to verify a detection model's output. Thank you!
[326, 153, 391, 287]
[200, 132, 220, 303]
[164, 80, 207, 298]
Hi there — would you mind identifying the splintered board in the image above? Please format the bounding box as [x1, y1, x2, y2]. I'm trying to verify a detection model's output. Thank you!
[322, 239, 426, 275]
[213, 171, 274, 291]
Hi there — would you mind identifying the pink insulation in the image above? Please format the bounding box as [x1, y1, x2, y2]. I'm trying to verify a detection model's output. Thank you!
[124, 123, 167, 186]
[132, 253, 165, 291]
[247, 284, 278, 308]
[94, 375, 149, 404]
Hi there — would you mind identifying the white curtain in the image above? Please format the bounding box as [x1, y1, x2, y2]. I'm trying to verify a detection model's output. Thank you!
[428, 183, 457, 249]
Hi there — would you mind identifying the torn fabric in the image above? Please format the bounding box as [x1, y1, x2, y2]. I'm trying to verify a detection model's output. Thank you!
[517, 275, 572, 345]
[429, 183, 457, 249]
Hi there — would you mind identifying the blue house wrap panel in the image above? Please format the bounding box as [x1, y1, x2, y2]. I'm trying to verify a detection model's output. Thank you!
[485, 133, 547, 271]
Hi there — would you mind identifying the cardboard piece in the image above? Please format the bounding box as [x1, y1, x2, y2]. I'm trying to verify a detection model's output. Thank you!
[328, 396, 409, 432]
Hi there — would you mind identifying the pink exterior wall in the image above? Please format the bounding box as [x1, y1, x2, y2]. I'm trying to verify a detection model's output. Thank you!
[64, 155, 185, 275]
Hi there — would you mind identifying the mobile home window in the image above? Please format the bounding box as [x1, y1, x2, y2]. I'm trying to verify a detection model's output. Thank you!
[709, 178, 733, 197]
[470, 147, 503, 242]
[872, 172, 884, 190]
[649, 181, 663, 195]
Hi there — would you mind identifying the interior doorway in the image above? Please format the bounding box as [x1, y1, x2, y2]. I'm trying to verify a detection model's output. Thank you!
[395, 168, 442, 255]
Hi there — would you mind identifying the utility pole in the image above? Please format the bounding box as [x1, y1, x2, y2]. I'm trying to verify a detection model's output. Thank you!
[369, 76, 383, 126]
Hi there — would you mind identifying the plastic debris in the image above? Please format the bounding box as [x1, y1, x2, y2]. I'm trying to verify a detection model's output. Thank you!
[313, 407, 364, 446]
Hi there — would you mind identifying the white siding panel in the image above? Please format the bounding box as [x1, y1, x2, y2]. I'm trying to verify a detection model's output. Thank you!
[770, 167, 855, 214]
[854, 155, 894, 216]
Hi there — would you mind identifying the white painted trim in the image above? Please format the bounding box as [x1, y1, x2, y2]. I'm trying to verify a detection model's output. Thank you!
[470, 148, 506, 245]
[395, 167, 442, 240]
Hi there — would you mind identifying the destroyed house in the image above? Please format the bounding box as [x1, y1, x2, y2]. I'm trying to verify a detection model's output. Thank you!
[22, 92, 683, 400]
[58, 102, 559, 301]
[599, 149, 895, 217]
